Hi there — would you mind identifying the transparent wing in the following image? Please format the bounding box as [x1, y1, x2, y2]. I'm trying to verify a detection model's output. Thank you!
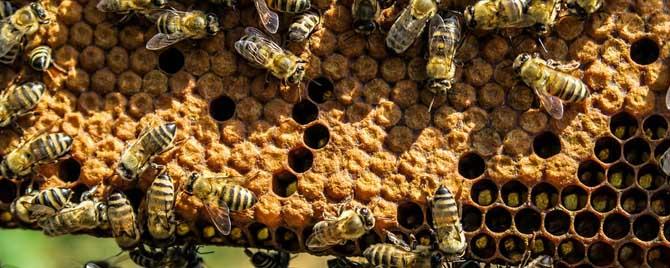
[428, 14, 444, 53]
[146, 32, 188, 50]
[0, 19, 23, 58]
[533, 86, 564, 120]
[244, 27, 283, 52]
[546, 59, 580, 72]
[204, 200, 231, 235]
[665, 86, 670, 111]
[386, 8, 429, 53]
[305, 221, 332, 251]
[384, 230, 411, 251]
[28, 204, 55, 220]
[253, 0, 279, 34]
[659, 147, 670, 176]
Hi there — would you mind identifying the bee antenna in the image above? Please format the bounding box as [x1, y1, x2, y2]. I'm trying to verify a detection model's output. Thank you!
[537, 37, 548, 54]
[428, 95, 435, 113]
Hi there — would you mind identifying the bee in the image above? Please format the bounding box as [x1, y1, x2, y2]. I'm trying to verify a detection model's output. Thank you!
[145, 170, 176, 240]
[512, 53, 590, 120]
[244, 248, 291, 268]
[521, 255, 553, 268]
[27, 187, 74, 220]
[81, 254, 128, 268]
[0, 1, 14, 20]
[184, 172, 258, 235]
[38, 199, 108, 236]
[385, 0, 437, 54]
[28, 45, 68, 80]
[363, 231, 443, 268]
[464, 0, 560, 34]
[565, 0, 603, 18]
[305, 205, 375, 251]
[254, 0, 279, 33]
[107, 191, 141, 250]
[266, 0, 311, 14]
[0, 2, 50, 65]
[287, 11, 319, 42]
[429, 186, 466, 261]
[351, 0, 380, 35]
[10, 190, 37, 223]
[96, 0, 167, 16]
[425, 12, 461, 111]
[130, 243, 204, 268]
[0, 132, 73, 179]
[235, 27, 306, 85]
[146, 10, 220, 50]
[327, 257, 370, 268]
[0, 80, 46, 129]
[116, 122, 177, 181]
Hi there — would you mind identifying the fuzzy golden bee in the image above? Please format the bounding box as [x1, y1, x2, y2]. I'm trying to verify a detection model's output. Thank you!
[146, 10, 220, 50]
[38, 199, 108, 236]
[144, 170, 176, 240]
[0, 1, 13, 19]
[464, 0, 560, 34]
[130, 243, 204, 268]
[565, 0, 603, 18]
[513, 53, 590, 120]
[0, 2, 50, 65]
[184, 172, 258, 235]
[351, 0, 380, 35]
[28, 45, 67, 78]
[385, 0, 437, 53]
[288, 11, 319, 42]
[426, 12, 461, 111]
[235, 27, 306, 85]
[244, 248, 291, 268]
[0, 132, 73, 179]
[107, 191, 141, 250]
[363, 231, 443, 268]
[28, 187, 74, 219]
[10, 190, 37, 224]
[116, 122, 177, 181]
[0, 80, 46, 129]
[305, 205, 375, 251]
[266, 0, 311, 14]
[429, 186, 466, 261]
[96, 0, 167, 15]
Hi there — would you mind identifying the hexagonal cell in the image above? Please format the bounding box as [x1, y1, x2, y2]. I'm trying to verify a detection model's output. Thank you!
[578, 160, 605, 187]
[272, 170, 297, 197]
[462, 205, 483, 232]
[574, 211, 598, 238]
[471, 179, 498, 206]
[531, 183, 558, 210]
[623, 138, 651, 165]
[630, 37, 660, 65]
[654, 139, 670, 160]
[560, 185, 587, 211]
[288, 146, 313, 173]
[610, 112, 638, 140]
[515, 208, 541, 234]
[501, 180, 528, 208]
[292, 100, 319, 125]
[248, 222, 273, 247]
[651, 190, 670, 216]
[607, 162, 635, 189]
[499, 235, 526, 263]
[647, 246, 670, 268]
[275, 227, 300, 251]
[58, 158, 81, 182]
[557, 238, 585, 264]
[544, 210, 570, 236]
[529, 236, 555, 257]
[603, 213, 630, 240]
[485, 206, 512, 233]
[307, 77, 334, 104]
[397, 202, 424, 230]
[303, 123, 330, 150]
[591, 186, 617, 213]
[643, 115, 668, 140]
[618, 243, 644, 268]
[638, 164, 665, 190]
[0, 179, 17, 204]
[594, 136, 621, 163]
[209, 95, 236, 122]
[620, 188, 648, 215]
[588, 242, 614, 267]
[458, 153, 486, 179]
[158, 47, 184, 74]
[633, 214, 660, 242]
[533, 132, 561, 159]
[471, 233, 496, 259]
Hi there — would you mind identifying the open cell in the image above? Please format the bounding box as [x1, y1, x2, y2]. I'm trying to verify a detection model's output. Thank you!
[471, 233, 496, 259]
[610, 112, 638, 140]
[607, 162, 635, 189]
[603, 213, 630, 240]
[485, 206, 512, 233]
[588, 242, 614, 267]
[499, 235, 526, 263]
[618, 243, 644, 268]
[533, 132, 561, 159]
[594, 136, 621, 163]
[643, 114, 667, 140]
[303, 123, 330, 149]
[651, 190, 670, 216]
[292, 100, 319, 125]
[209, 95, 236, 122]
[560, 185, 587, 211]
[471, 179, 498, 206]
[623, 138, 650, 165]
[461, 205, 483, 232]
[574, 211, 598, 238]
[630, 38, 660, 65]
[557, 238, 585, 264]
[288, 147, 313, 173]
[158, 47, 184, 74]
[620, 188, 647, 215]
[531, 183, 558, 210]
[591, 186, 617, 213]
[58, 158, 81, 182]
[307, 77, 334, 104]
[515, 208, 541, 234]
[638, 164, 665, 190]
[577, 160, 605, 187]
[544, 210, 570, 236]
[397, 202, 424, 230]
[633, 214, 659, 241]
[501, 180, 528, 208]
[0, 179, 16, 204]
[272, 170, 298, 197]
[275, 227, 300, 251]
[458, 153, 486, 179]
[648, 246, 670, 268]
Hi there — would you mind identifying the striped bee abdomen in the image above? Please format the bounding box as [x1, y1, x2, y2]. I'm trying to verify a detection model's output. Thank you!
[547, 69, 590, 103]
[156, 12, 181, 35]
[221, 183, 257, 211]
[7, 82, 46, 112]
[28, 46, 54, 71]
[32, 187, 73, 211]
[107, 192, 141, 249]
[431, 186, 459, 229]
[29, 133, 74, 162]
[141, 122, 177, 155]
[288, 11, 319, 42]
[146, 172, 176, 240]
[266, 0, 310, 13]
[363, 244, 414, 268]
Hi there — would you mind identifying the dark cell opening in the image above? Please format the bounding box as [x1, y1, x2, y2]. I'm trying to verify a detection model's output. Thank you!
[248, 223, 272, 247]
[272, 170, 298, 197]
[533, 132, 561, 159]
[544, 210, 570, 236]
[462, 205, 483, 232]
[665, 222, 670, 242]
[209, 95, 236, 122]
[591, 186, 617, 213]
[654, 139, 670, 159]
[624, 138, 651, 165]
[70, 183, 90, 203]
[594, 136, 621, 163]
[578, 160, 605, 187]
[630, 38, 660, 65]
[501, 180, 528, 207]
[529, 236, 554, 256]
[458, 153, 486, 179]
[499, 235, 526, 263]
[158, 47, 185, 74]
[557, 239, 585, 264]
[651, 190, 670, 216]
[58, 158, 81, 182]
[0, 179, 16, 204]
[275, 227, 300, 251]
[638, 164, 665, 190]
[397, 202, 424, 229]
[292, 100, 319, 125]
[358, 231, 381, 252]
[618, 243, 644, 268]
[471, 179, 498, 206]
[621, 188, 648, 215]
[515, 208, 541, 234]
[471, 233, 496, 259]
[603, 213, 630, 240]
[307, 77, 334, 104]
[648, 246, 670, 268]
[560, 185, 587, 211]
[633, 214, 659, 241]
[588, 242, 614, 267]
[303, 124, 330, 149]
[644, 115, 668, 140]
[531, 182, 558, 210]
[332, 240, 357, 255]
[124, 188, 144, 209]
[416, 228, 437, 247]
[607, 162, 635, 189]
[574, 211, 598, 238]
[610, 112, 639, 140]
[288, 146, 313, 173]
[485, 206, 512, 233]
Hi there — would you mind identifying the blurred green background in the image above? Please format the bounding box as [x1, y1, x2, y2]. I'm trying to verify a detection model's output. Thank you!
[0, 230, 327, 267]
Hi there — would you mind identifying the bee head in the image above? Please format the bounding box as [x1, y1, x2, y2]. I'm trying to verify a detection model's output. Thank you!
[205, 13, 220, 36]
[184, 173, 198, 194]
[152, 0, 167, 8]
[353, 21, 376, 34]
[434, 185, 450, 196]
[464, 5, 476, 28]
[288, 62, 305, 84]
[513, 53, 531, 73]
[356, 207, 376, 230]
[30, 2, 50, 24]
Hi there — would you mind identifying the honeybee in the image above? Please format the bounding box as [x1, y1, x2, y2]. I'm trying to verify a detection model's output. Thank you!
[327, 257, 370, 268]
[254, 0, 279, 33]
[10, 190, 37, 223]
[146, 10, 220, 50]
[0, 1, 14, 19]
[244, 248, 291, 268]
[425, 12, 461, 112]
[38, 199, 108, 236]
[351, 0, 380, 35]
[429, 186, 466, 261]
[288, 11, 319, 42]
[0, 132, 73, 179]
[513, 53, 590, 120]
[130, 243, 204, 268]
[464, 0, 560, 34]
[0, 2, 50, 65]
[520, 255, 553, 268]
[235, 27, 306, 85]
[96, 0, 167, 16]
[565, 0, 602, 18]
[0, 80, 46, 129]
[116, 122, 177, 181]
[81, 254, 128, 268]
[145, 170, 176, 240]
[305, 205, 375, 251]
[28, 187, 74, 220]
[266, 0, 311, 14]
[658, 147, 670, 176]
[385, 0, 437, 54]
[107, 191, 141, 250]
[184, 172, 258, 235]
[363, 231, 443, 268]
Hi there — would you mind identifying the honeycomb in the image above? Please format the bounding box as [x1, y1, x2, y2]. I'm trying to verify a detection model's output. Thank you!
[0, 0, 669, 266]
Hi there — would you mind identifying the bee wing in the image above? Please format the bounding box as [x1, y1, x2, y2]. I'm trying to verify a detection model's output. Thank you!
[253, 0, 279, 34]
[28, 204, 56, 219]
[386, 8, 429, 53]
[384, 230, 411, 251]
[204, 200, 231, 235]
[665, 86, 670, 111]
[659, 147, 670, 176]
[305, 221, 333, 251]
[146, 32, 189, 50]
[546, 59, 580, 72]
[532, 86, 564, 120]
[234, 35, 282, 67]
[0, 19, 21, 58]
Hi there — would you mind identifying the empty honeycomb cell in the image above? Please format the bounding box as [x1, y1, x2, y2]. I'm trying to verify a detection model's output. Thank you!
[532, 132, 562, 159]
[594, 136, 621, 163]
[288, 147, 313, 173]
[0, 180, 16, 204]
[610, 112, 638, 140]
[69, 183, 90, 204]
[588, 242, 614, 267]
[58, 158, 81, 183]
[397, 202, 423, 230]
[462, 205, 483, 232]
[633, 214, 660, 241]
[275, 227, 300, 251]
[499, 235, 525, 263]
[531, 183, 558, 210]
[485, 206, 512, 232]
[648, 246, 670, 268]
[472, 179, 498, 206]
[621, 188, 648, 215]
[471, 233, 496, 259]
[574, 211, 599, 238]
[458, 152, 485, 179]
[303, 124, 330, 150]
[630, 38, 660, 65]
[643, 114, 668, 140]
[603, 213, 630, 240]
[558, 238, 585, 264]
[158, 48, 185, 74]
[607, 162, 635, 189]
[560, 185, 587, 211]
[638, 164, 665, 190]
[544, 210, 570, 236]
[623, 138, 651, 165]
[514, 208, 541, 234]
[272, 171, 298, 198]
[577, 160, 606, 187]
[651, 190, 670, 216]
[209, 95, 236, 122]
[591, 186, 617, 213]
[307, 77, 334, 104]
[501, 180, 528, 207]
[618, 243, 644, 268]
[292, 100, 319, 125]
